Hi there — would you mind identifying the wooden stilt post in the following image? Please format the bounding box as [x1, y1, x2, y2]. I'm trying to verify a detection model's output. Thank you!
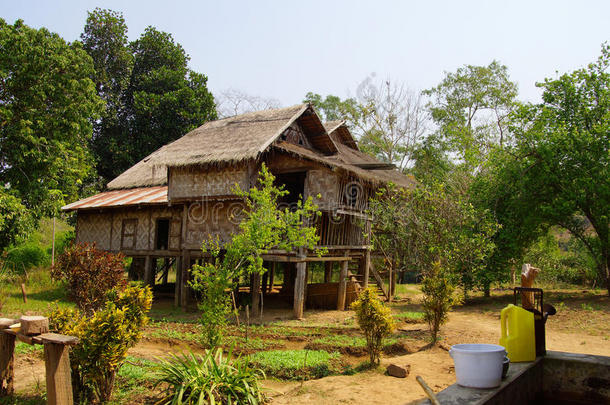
[144, 256, 154, 287]
[261, 271, 268, 296]
[0, 319, 15, 397]
[337, 260, 349, 310]
[364, 219, 371, 290]
[44, 341, 73, 405]
[268, 262, 276, 293]
[252, 272, 261, 318]
[181, 250, 190, 310]
[162, 258, 170, 284]
[363, 250, 371, 290]
[324, 261, 332, 283]
[174, 255, 182, 307]
[294, 261, 306, 319]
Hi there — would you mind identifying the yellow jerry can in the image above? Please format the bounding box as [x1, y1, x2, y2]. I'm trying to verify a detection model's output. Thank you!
[499, 304, 536, 362]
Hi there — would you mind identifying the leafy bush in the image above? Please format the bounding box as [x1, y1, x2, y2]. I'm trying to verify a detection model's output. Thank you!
[49, 285, 153, 403]
[4, 242, 49, 274]
[350, 288, 395, 365]
[155, 349, 265, 405]
[421, 262, 461, 342]
[249, 349, 340, 380]
[51, 243, 127, 312]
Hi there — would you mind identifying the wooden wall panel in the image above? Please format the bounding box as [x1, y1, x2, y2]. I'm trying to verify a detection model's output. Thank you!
[169, 166, 248, 200]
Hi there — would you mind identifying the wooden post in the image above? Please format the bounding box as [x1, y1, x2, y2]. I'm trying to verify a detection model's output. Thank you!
[387, 264, 393, 302]
[181, 250, 191, 310]
[143, 256, 153, 287]
[162, 258, 170, 284]
[363, 250, 371, 290]
[44, 341, 74, 405]
[293, 250, 307, 319]
[261, 271, 268, 296]
[324, 261, 332, 283]
[363, 219, 372, 290]
[0, 319, 16, 397]
[268, 262, 276, 293]
[337, 260, 349, 310]
[174, 255, 182, 307]
[251, 272, 261, 318]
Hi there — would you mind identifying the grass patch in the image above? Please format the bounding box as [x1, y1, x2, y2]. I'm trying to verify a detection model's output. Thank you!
[109, 357, 158, 404]
[394, 311, 425, 323]
[14, 342, 43, 356]
[248, 350, 341, 380]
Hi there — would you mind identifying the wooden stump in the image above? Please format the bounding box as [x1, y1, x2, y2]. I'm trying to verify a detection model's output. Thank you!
[20, 316, 49, 336]
[337, 260, 349, 310]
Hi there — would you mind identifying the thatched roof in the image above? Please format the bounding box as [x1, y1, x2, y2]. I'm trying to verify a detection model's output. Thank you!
[106, 104, 414, 191]
[108, 104, 310, 189]
[274, 141, 415, 189]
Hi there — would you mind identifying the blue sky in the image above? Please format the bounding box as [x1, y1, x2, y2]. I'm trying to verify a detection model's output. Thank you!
[2, 0, 608, 105]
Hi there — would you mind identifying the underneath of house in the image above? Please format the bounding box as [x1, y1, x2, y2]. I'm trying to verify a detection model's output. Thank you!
[63, 104, 415, 317]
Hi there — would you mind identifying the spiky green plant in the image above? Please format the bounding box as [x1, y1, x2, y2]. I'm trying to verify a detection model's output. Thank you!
[154, 349, 265, 405]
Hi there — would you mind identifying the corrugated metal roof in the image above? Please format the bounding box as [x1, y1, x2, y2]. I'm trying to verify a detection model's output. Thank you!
[62, 186, 168, 211]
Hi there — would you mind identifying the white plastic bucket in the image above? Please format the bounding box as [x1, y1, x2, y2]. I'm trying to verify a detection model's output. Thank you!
[449, 344, 506, 388]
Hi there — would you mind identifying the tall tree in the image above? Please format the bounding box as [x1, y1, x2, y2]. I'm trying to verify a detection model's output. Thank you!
[509, 44, 610, 294]
[424, 61, 519, 169]
[80, 11, 217, 185]
[81, 8, 133, 185]
[0, 19, 102, 220]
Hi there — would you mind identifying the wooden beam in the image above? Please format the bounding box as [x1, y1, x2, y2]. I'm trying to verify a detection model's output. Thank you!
[337, 260, 349, 310]
[44, 342, 73, 405]
[143, 256, 154, 287]
[262, 255, 352, 263]
[293, 261, 306, 319]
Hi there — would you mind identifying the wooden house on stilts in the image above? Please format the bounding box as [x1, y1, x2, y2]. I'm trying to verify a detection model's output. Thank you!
[62, 104, 414, 318]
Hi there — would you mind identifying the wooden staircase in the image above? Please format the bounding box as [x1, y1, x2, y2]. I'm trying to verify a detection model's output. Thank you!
[347, 259, 389, 301]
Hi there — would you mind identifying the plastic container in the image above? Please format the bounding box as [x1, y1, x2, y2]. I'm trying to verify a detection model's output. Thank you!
[499, 304, 536, 362]
[449, 343, 506, 388]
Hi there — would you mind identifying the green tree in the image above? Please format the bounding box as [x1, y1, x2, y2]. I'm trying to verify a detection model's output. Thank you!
[424, 61, 519, 169]
[124, 27, 216, 174]
[368, 183, 498, 296]
[508, 44, 610, 294]
[304, 92, 359, 123]
[81, 8, 134, 185]
[79, 11, 218, 184]
[0, 189, 35, 251]
[0, 19, 103, 219]
[351, 288, 395, 365]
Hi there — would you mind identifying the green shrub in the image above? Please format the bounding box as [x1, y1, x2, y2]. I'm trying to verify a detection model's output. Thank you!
[51, 243, 127, 312]
[351, 288, 395, 365]
[155, 349, 265, 405]
[4, 242, 48, 274]
[248, 349, 340, 380]
[421, 262, 461, 342]
[49, 285, 153, 403]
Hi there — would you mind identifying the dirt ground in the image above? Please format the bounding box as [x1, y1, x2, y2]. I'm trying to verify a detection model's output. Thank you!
[12, 290, 610, 404]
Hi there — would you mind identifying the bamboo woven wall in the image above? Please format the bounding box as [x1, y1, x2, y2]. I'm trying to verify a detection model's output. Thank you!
[169, 166, 248, 200]
[305, 169, 339, 209]
[184, 201, 241, 249]
[76, 206, 182, 252]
